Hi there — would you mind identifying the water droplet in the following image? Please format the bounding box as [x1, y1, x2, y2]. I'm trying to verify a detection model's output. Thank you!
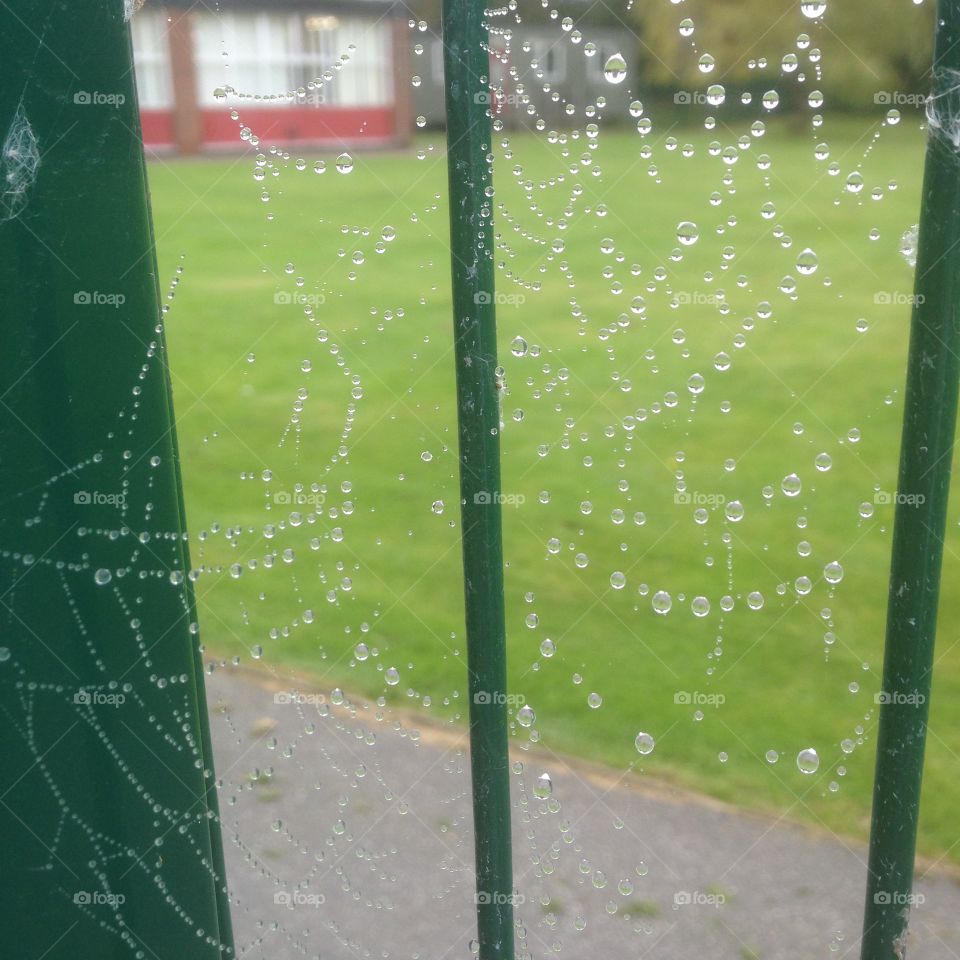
[336, 153, 354, 174]
[724, 500, 745, 522]
[900, 224, 918, 268]
[94, 568, 112, 586]
[800, 0, 827, 19]
[824, 561, 844, 584]
[845, 171, 864, 194]
[797, 748, 820, 774]
[781, 473, 802, 497]
[603, 53, 627, 84]
[796, 248, 819, 275]
[676, 221, 699, 245]
[635, 732, 655, 755]
[706, 84, 726, 106]
[534, 772, 553, 798]
[651, 590, 672, 615]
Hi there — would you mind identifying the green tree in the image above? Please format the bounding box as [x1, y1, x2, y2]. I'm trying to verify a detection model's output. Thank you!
[633, 0, 934, 112]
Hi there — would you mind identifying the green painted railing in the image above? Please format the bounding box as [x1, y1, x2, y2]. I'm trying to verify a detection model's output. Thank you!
[0, 3, 232, 957]
[859, 1, 960, 956]
[442, 0, 516, 956]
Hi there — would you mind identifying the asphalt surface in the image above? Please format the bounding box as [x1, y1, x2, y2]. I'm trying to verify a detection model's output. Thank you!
[206, 666, 960, 960]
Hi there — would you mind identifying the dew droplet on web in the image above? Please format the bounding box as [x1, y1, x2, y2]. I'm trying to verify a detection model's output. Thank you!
[797, 748, 820, 774]
[533, 772, 553, 798]
[800, 0, 827, 19]
[602, 52, 627, 84]
[517, 704, 536, 728]
[635, 732, 655, 755]
[676, 220, 699, 246]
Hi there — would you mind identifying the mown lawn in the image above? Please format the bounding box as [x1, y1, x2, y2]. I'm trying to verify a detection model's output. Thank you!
[148, 116, 960, 863]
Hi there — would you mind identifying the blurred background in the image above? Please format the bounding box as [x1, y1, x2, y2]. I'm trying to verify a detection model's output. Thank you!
[133, 0, 934, 152]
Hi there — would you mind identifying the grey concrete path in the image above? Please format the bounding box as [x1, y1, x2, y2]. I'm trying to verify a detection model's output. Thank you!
[206, 666, 960, 960]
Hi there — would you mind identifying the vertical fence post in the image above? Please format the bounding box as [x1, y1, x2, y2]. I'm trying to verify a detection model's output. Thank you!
[861, 2, 960, 955]
[441, 5, 516, 960]
[0, 4, 234, 957]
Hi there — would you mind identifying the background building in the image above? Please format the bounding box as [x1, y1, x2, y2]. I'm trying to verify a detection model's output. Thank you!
[131, 1, 638, 152]
[132, 0, 411, 152]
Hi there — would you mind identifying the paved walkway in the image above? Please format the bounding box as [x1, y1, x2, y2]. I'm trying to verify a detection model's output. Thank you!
[206, 667, 960, 960]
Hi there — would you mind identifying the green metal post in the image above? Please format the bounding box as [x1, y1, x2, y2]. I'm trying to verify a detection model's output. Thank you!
[0, 2, 233, 957]
[861, 3, 960, 956]
[441, 5, 516, 960]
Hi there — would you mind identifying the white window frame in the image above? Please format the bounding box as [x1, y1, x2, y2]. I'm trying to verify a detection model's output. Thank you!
[130, 9, 174, 110]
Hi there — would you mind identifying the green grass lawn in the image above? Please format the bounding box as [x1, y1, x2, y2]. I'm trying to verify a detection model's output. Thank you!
[147, 117, 960, 864]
